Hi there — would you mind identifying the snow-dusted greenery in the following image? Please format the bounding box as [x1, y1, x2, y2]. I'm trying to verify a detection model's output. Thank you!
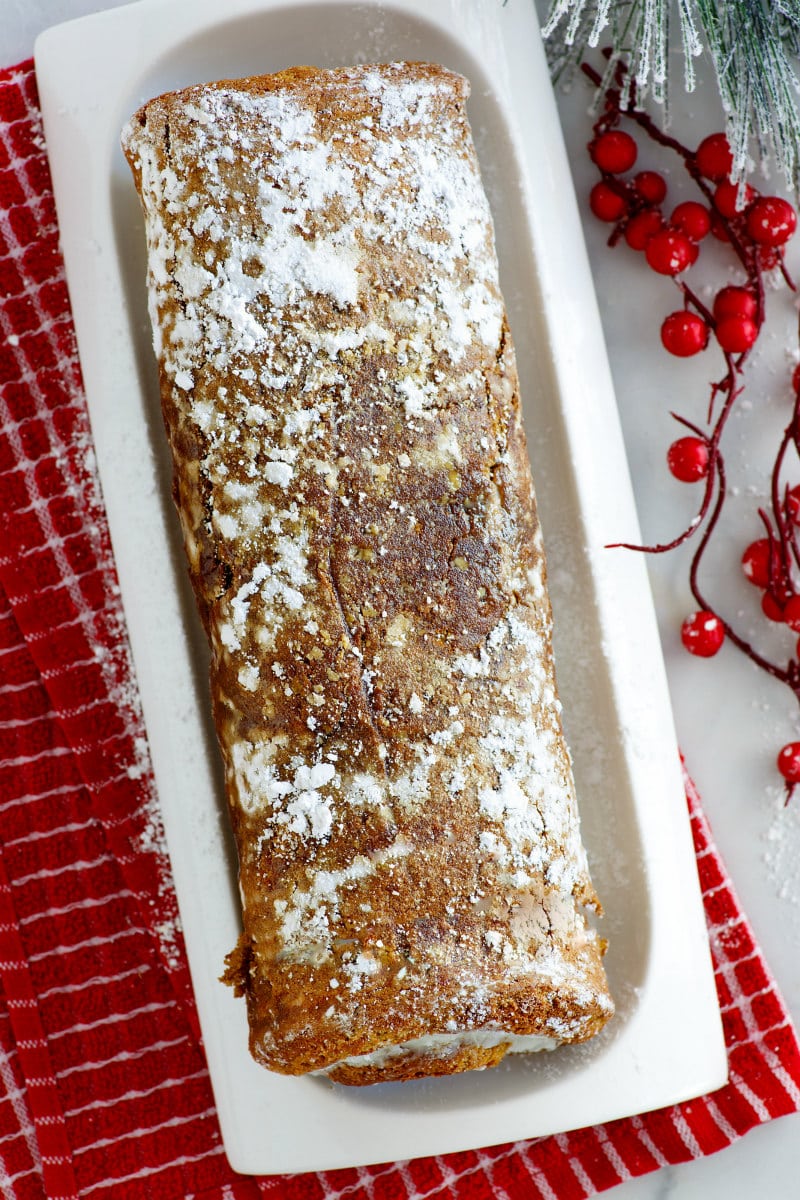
[542, 0, 800, 188]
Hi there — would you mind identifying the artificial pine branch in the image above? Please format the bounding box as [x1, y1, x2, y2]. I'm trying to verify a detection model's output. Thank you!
[542, 0, 800, 189]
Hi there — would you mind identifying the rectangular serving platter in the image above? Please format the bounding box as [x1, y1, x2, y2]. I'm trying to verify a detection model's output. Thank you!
[34, 0, 727, 1176]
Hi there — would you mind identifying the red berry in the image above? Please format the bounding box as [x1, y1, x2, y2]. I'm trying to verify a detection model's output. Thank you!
[715, 315, 758, 354]
[746, 196, 797, 247]
[660, 311, 709, 357]
[667, 436, 710, 482]
[634, 171, 667, 204]
[741, 539, 775, 588]
[787, 484, 800, 523]
[762, 591, 786, 622]
[624, 209, 663, 250]
[591, 130, 638, 174]
[695, 133, 734, 181]
[784, 596, 800, 632]
[713, 286, 757, 322]
[777, 742, 800, 783]
[713, 180, 755, 219]
[590, 181, 628, 222]
[645, 229, 695, 275]
[671, 201, 711, 242]
[681, 610, 725, 657]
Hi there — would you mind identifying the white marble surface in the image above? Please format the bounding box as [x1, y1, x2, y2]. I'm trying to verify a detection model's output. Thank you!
[4, 1, 800, 1196]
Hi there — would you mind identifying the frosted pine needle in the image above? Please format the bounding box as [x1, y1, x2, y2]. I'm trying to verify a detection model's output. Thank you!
[542, 0, 800, 189]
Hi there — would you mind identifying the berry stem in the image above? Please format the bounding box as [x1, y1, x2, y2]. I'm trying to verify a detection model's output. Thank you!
[690, 462, 791, 688]
[770, 423, 797, 580]
[678, 281, 714, 326]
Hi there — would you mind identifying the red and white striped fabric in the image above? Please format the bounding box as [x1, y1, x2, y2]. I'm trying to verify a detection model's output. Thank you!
[1, 56, 799, 1200]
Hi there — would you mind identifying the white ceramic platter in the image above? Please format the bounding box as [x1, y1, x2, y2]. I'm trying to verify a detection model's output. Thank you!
[34, 0, 727, 1176]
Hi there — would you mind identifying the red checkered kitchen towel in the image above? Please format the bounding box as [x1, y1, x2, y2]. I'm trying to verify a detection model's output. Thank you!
[1, 57, 800, 1200]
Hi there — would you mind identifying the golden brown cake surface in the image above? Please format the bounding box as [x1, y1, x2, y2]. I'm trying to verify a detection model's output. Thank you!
[122, 61, 613, 1083]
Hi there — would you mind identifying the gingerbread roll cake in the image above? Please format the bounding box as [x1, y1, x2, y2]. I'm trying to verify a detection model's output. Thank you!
[122, 62, 613, 1085]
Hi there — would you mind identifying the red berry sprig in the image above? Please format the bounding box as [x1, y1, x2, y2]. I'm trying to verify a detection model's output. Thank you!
[583, 53, 800, 799]
[645, 229, 697, 275]
[667, 435, 710, 481]
[747, 198, 797, 247]
[741, 539, 775, 588]
[634, 170, 667, 205]
[591, 129, 638, 173]
[671, 201, 712, 243]
[681, 611, 726, 657]
[660, 313, 708, 358]
[626, 210, 663, 250]
[778, 743, 800, 787]
[590, 181, 627, 222]
[694, 132, 733, 181]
